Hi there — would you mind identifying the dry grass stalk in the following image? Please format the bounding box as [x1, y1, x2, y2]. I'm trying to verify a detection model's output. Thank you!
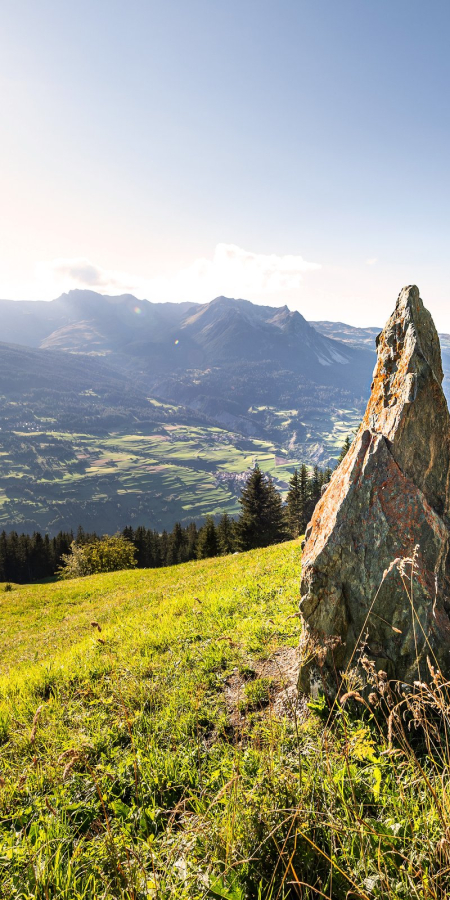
[58, 748, 83, 779]
[62, 757, 80, 779]
[45, 796, 58, 816]
[29, 704, 44, 743]
[339, 691, 364, 706]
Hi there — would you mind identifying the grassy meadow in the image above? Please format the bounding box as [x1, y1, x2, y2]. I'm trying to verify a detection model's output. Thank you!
[1, 541, 449, 899]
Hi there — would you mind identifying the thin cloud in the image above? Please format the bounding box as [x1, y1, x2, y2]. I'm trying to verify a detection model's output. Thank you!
[38, 244, 321, 303]
[38, 257, 137, 291]
[366, 257, 378, 266]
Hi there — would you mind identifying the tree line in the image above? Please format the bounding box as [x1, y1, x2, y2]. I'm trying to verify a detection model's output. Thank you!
[0, 457, 346, 583]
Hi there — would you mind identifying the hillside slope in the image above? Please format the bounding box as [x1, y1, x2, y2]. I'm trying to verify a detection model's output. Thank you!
[0, 543, 302, 897]
[0, 544, 448, 898]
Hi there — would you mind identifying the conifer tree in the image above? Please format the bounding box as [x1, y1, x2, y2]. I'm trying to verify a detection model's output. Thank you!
[160, 530, 169, 566]
[337, 434, 352, 465]
[299, 464, 309, 522]
[148, 530, 162, 567]
[0, 531, 7, 581]
[303, 465, 320, 524]
[236, 465, 287, 550]
[266, 476, 288, 544]
[185, 522, 198, 560]
[76, 525, 86, 544]
[196, 517, 218, 559]
[286, 469, 303, 538]
[131, 525, 148, 567]
[217, 513, 235, 555]
[30, 532, 50, 581]
[7, 532, 20, 582]
[167, 522, 186, 565]
[310, 466, 322, 503]
[122, 525, 134, 542]
[52, 532, 73, 572]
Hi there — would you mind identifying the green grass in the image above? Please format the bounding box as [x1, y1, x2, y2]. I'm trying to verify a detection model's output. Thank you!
[0, 545, 299, 680]
[0, 542, 302, 899]
[1, 542, 448, 899]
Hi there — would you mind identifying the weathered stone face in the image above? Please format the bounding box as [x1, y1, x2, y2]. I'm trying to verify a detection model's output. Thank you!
[299, 286, 450, 695]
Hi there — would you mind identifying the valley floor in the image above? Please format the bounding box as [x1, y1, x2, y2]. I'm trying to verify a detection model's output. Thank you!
[0, 409, 361, 534]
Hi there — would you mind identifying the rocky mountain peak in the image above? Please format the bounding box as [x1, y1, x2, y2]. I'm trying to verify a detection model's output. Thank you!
[364, 284, 450, 516]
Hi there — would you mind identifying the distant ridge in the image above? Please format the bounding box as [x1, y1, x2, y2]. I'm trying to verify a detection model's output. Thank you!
[0, 290, 371, 385]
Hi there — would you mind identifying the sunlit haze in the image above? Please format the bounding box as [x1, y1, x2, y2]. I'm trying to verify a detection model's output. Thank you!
[1, 1, 450, 329]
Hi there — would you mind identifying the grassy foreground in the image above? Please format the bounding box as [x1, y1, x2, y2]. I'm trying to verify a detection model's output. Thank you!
[0, 542, 450, 899]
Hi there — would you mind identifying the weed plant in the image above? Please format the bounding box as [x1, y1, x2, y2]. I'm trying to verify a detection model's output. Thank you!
[0, 542, 450, 899]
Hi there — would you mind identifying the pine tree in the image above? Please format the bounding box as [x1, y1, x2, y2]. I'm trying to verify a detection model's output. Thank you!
[236, 466, 287, 550]
[159, 530, 169, 566]
[265, 476, 288, 544]
[43, 534, 52, 576]
[52, 532, 73, 573]
[30, 532, 50, 581]
[337, 434, 352, 465]
[299, 464, 309, 526]
[8, 532, 21, 582]
[0, 532, 7, 581]
[286, 469, 302, 538]
[196, 517, 218, 559]
[132, 525, 148, 566]
[217, 513, 235, 555]
[167, 522, 186, 565]
[185, 522, 198, 560]
[76, 525, 86, 544]
[148, 530, 163, 567]
[310, 466, 322, 503]
[303, 466, 321, 524]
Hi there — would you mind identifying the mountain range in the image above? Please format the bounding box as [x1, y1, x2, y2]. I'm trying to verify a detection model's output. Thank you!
[0, 289, 374, 433]
[0, 290, 447, 534]
[0, 289, 370, 380]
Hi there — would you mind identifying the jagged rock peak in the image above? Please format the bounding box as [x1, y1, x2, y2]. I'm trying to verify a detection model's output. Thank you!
[364, 284, 450, 517]
[299, 286, 450, 696]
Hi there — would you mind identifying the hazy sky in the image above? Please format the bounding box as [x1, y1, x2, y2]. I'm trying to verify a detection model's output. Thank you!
[1, 0, 450, 329]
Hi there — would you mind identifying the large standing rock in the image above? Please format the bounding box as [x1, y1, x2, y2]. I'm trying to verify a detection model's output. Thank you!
[299, 286, 450, 695]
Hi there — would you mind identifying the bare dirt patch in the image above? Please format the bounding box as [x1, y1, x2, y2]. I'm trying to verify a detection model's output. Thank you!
[224, 645, 307, 730]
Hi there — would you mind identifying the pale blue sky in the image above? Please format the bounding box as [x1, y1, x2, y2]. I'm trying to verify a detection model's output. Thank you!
[1, 0, 449, 328]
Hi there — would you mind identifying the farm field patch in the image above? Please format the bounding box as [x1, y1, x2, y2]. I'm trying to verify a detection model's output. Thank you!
[0, 426, 298, 534]
[0, 403, 360, 534]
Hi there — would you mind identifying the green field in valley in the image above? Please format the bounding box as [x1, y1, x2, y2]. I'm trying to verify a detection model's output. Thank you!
[0, 404, 361, 535]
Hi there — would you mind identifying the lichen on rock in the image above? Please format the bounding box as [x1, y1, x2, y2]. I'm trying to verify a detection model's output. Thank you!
[299, 286, 450, 696]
